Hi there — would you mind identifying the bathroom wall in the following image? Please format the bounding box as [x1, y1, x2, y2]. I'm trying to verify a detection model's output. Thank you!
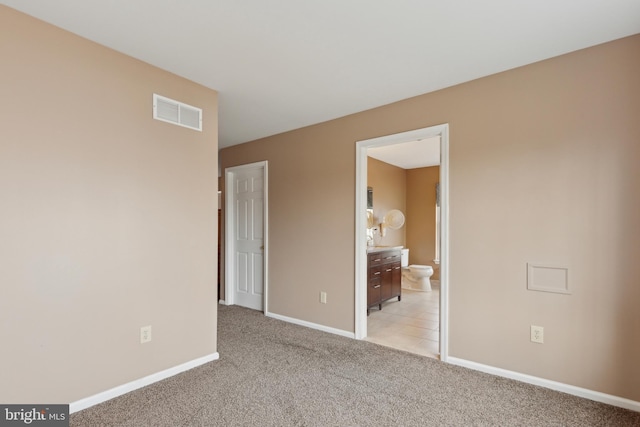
[406, 166, 440, 280]
[367, 157, 406, 247]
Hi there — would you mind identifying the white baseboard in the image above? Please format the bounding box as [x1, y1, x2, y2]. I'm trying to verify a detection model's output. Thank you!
[69, 352, 219, 413]
[266, 311, 355, 339]
[447, 357, 640, 413]
[218, 299, 226, 305]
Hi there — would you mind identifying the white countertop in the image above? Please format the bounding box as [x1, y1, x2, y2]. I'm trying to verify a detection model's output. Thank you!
[366, 245, 403, 253]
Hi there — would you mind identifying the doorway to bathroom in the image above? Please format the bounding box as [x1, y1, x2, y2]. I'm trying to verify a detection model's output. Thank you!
[355, 124, 449, 362]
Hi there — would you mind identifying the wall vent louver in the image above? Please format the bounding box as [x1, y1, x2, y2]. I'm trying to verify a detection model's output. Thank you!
[153, 94, 202, 131]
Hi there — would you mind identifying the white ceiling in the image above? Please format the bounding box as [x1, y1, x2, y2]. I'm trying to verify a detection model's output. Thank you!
[4, 1, 640, 148]
[368, 136, 440, 170]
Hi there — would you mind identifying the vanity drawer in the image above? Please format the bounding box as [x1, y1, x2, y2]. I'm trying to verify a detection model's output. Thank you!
[368, 265, 383, 280]
[369, 276, 381, 289]
[381, 252, 400, 263]
[368, 253, 384, 267]
[368, 250, 400, 266]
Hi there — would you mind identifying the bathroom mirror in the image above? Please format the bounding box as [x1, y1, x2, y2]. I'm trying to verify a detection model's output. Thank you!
[366, 187, 374, 228]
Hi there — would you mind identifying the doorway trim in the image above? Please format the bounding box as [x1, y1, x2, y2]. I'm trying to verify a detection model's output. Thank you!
[355, 124, 450, 362]
[224, 160, 269, 315]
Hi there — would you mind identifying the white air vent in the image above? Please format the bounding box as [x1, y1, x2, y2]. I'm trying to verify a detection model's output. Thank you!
[153, 94, 202, 131]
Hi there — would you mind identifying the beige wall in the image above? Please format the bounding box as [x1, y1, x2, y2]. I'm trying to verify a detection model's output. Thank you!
[367, 157, 406, 247]
[221, 34, 640, 401]
[406, 166, 440, 280]
[0, 6, 218, 403]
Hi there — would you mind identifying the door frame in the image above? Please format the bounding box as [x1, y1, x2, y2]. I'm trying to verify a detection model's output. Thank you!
[355, 124, 450, 362]
[224, 161, 269, 314]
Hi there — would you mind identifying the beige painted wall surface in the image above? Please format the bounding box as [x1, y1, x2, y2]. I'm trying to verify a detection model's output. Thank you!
[220, 34, 640, 401]
[367, 157, 406, 247]
[406, 166, 440, 280]
[0, 6, 218, 403]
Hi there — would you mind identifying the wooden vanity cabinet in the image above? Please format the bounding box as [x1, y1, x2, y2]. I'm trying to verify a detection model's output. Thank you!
[367, 249, 402, 314]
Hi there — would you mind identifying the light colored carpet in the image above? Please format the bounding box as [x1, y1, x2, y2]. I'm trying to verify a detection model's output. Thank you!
[71, 305, 640, 426]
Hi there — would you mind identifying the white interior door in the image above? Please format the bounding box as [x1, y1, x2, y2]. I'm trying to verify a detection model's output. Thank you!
[227, 164, 265, 311]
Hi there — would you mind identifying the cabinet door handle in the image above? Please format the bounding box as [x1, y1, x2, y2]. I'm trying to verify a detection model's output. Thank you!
[386, 268, 392, 272]
[394, 266, 400, 270]
[373, 258, 381, 262]
[374, 271, 381, 275]
[373, 285, 381, 289]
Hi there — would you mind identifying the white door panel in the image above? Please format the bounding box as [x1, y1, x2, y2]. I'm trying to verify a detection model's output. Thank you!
[231, 167, 264, 311]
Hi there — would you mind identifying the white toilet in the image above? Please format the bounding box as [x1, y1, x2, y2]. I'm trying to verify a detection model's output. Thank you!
[401, 248, 434, 292]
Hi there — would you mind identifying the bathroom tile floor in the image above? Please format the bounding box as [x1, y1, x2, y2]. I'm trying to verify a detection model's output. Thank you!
[365, 283, 440, 359]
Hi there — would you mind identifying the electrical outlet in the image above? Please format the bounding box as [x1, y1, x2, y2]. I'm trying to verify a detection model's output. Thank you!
[140, 325, 152, 344]
[530, 325, 544, 344]
[320, 291, 327, 304]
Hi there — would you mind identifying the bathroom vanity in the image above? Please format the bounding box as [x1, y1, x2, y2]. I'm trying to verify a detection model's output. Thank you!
[367, 247, 402, 314]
